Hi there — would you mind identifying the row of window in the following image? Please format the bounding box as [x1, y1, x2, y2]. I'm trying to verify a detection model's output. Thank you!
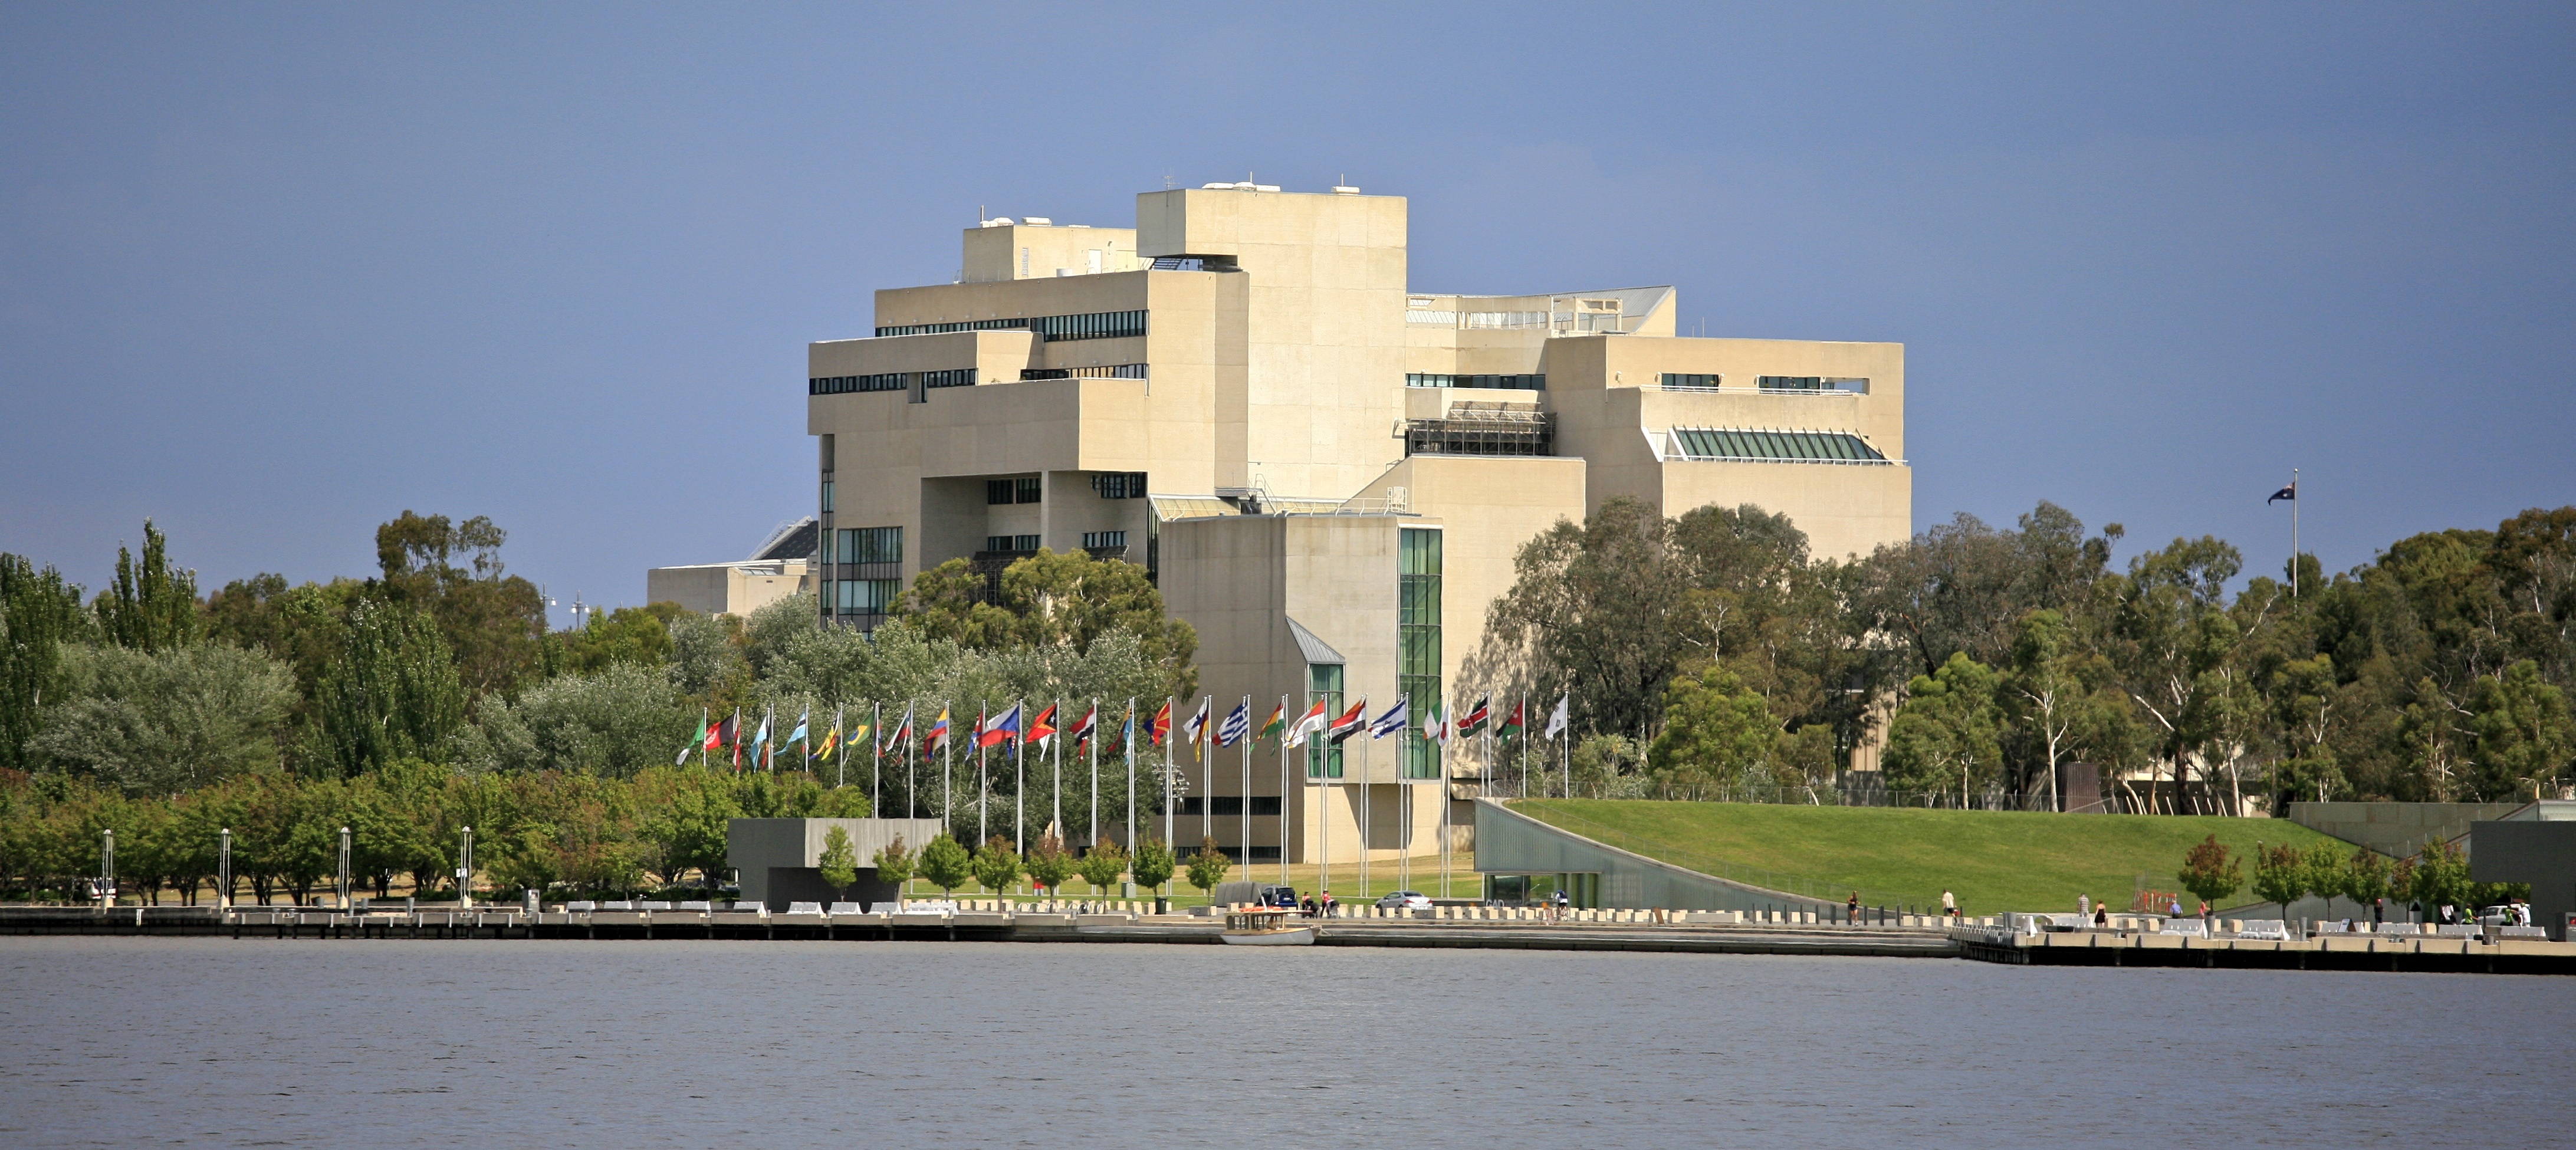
[987, 477, 1043, 505]
[1080, 531, 1128, 550]
[1668, 428, 1889, 462]
[827, 578, 902, 615]
[1021, 364, 1148, 380]
[874, 309, 1147, 343]
[1092, 472, 1148, 499]
[1661, 373, 1721, 390]
[834, 527, 902, 566]
[1405, 373, 1547, 390]
[810, 372, 913, 395]
[1172, 797, 1284, 816]
[985, 534, 1041, 553]
[1399, 527, 1443, 780]
[1758, 376, 1869, 393]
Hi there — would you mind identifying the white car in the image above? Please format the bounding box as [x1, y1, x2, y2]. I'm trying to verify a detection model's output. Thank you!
[1376, 891, 1432, 911]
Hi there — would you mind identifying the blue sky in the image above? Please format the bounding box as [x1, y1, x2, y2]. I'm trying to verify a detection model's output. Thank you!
[4, 4, 2570, 622]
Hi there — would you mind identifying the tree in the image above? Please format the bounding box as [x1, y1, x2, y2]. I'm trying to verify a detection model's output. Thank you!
[372, 511, 547, 699]
[1485, 497, 1694, 740]
[2109, 535, 2243, 813]
[557, 603, 684, 675]
[1024, 832, 1075, 895]
[453, 663, 694, 777]
[1129, 834, 1176, 896]
[1184, 835, 1231, 898]
[816, 824, 859, 900]
[2344, 847, 2392, 911]
[871, 834, 914, 898]
[1882, 653, 2004, 804]
[2407, 839, 2473, 914]
[1646, 666, 1778, 797]
[28, 643, 294, 794]
[971, 835, 1022, 898]
[2250, 842, 2306, 914]
[915, 833, 972, 896]
[2, 554, 88, 772]
[2467, 660, 2574, 800]
[315, 600, 466, 776]
[2007, 609, 2109, 810]
[906, 550, 1199, 700]
[1075, 839, 1127, 895]
[94, 520, 201, 653]
[2176, 834, 2242, 910]
[2301, 840, 2350, 909]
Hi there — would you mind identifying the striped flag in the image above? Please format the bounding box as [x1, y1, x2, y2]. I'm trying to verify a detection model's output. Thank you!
[1217, 699, 1251, 747]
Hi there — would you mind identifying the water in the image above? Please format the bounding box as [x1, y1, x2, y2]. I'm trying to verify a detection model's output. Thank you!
[3, 937, 2570, 1148]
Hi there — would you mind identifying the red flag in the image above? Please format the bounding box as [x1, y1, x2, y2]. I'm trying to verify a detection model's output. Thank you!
[1151, 700, 1172, 747]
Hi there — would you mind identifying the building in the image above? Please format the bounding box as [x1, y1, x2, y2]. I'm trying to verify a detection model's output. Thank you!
[806, 182, 1912, 865]
[645, 518, 817, 617]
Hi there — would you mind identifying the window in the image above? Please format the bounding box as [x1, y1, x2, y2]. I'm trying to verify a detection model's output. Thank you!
[875, 310, 1146, 343]
[808, 372, 918, 395]
[819, 434, 835, 472]
[1014, 477, 1041, 504]
[1399, 528, 1442, 780]
[1667, 428, 1888, 462]
[1021, 364, 1148, 381]
[835, 578, 901, 615]
[1020, 247, 1030, 276]
[1405, 406, 1552, 457]
[1091, 472, 1149, 499]
[985, 535, 1040, 553]
[987, 479, 1014, 505]
[836, 527, 901, 565]
[1757, 376, 1824, 391]
[819, 481, 834, 513]
[1660, 373, 1721, 390]
[1405, 373, 1546, 390]
[1080, 530, 1128, 551]
[1306, 663, 1343, 780]
[921, 369, 976, 389]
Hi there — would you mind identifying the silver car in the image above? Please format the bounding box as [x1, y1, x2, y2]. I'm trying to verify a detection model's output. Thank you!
[1375, 891, 1432, 911]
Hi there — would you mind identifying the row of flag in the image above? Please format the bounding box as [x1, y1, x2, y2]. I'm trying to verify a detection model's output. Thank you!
[679, 692, 1576, 769]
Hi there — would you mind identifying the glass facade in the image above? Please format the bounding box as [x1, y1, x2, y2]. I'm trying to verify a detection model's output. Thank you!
[987, 478, 1042, 505]
[1079, 530, 1127, 551]
[1660, 373, 1721, 390]
[1021, 364, 1149, 380]
[1399, 527, 1442, 780]
[1305, 663, 1343, 779]
[1090, 472, 1148, 499]
[985, 534, 1040, 552]
[810, 372, 919, 395]
[1405, 373, 1546, 390]
[826, 527, 903, 628]
[1668, 428, 1887, 462]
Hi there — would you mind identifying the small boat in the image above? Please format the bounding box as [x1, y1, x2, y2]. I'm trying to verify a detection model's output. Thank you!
[1220, 906, 1316, 946]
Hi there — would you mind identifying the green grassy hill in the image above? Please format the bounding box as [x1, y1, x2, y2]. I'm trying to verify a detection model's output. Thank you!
[1511, 799, 2342, 915]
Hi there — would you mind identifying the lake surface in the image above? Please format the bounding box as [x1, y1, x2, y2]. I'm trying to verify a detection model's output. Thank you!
[3, 937, 2570, 1148]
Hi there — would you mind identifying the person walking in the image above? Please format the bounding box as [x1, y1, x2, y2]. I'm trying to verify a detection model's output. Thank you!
[2200, 899, 2212, 934]
[2078, 893, 2091, 918]
[2092, 902, 2109, 929]
[1941, 889, 1956, 920]
[1846, 892, 1860, 924]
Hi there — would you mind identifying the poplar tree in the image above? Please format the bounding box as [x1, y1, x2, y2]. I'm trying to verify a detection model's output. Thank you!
[317, 600, 466, 776]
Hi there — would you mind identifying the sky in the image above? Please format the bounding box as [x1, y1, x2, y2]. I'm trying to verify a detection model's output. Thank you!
[4, 4, 2570, 623]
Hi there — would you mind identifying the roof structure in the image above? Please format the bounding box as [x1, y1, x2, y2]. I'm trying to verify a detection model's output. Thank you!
[1286, 616, 1346, 666]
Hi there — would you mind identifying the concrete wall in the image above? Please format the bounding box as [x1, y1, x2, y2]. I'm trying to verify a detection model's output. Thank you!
[1473, 799, 1834, 912]
[2471, 820, 2576, 941]
[646, 562, 812, 617]
[727, 817, 948, 911]
[2288, 801, 2524, 856]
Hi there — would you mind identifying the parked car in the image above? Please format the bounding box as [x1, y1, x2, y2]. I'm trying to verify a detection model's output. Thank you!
[1256, 885, 1299, 908]
[1376, 891, 1432, 911]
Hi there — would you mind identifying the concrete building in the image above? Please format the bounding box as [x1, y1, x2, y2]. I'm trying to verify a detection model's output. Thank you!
[806, 182, 1912, 865]
[646, 518, 817, 616]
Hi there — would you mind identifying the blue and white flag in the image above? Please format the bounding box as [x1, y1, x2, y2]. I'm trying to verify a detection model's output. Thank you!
[1369, 695, 1409, 740]
[1217, 699, 1252, 747]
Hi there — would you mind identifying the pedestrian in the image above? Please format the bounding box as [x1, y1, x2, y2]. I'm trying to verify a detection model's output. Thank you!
[2168, 896, 2183, 918]
[1847, 892, 1859, 924]
[2078, 893, 2091, 918]
[2199, 899, 2212, 932]
[2092, 903, 2108, 929]
[1941, 889, 1956, 920]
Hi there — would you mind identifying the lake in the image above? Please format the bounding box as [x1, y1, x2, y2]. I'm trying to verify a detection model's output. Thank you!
[3, 938, 2569, 1148]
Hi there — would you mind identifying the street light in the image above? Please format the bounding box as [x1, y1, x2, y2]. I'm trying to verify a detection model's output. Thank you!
[218, 828, 232, 910]
[337, 826, 352, 910]
[458, 826, 475, 909]
[99, 828, 115, 907]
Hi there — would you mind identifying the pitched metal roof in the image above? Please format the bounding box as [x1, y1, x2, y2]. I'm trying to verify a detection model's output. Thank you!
[1668, 428, 1888, 463]
[1286, 616, 1345, 665]
[751, 517, 819, 560]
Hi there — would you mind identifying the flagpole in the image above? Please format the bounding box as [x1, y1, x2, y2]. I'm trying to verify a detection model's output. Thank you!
[1237, 695, 1250, 875]
[977, 705, 988, 847]
[1359, 712, 1370, 905]
[1088, 699, 1099, 852]
[1015, 696, 1027, 857]
[2292, 468, 2301, 599]
[1277, 694, 1290, 891]
[1052, 697, 1063, 847]
[1199, 696, 1213, 850]
[1439, 707, 1451, 901]
[1124, 698, 1136, 856]
[1162, 696, 1175, 872]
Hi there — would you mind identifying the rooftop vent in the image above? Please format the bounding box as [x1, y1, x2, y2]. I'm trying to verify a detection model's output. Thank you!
[1021, 216, 1052, 225]
[1332, 185, 1361, 195]
[984, 216, 1014, 226]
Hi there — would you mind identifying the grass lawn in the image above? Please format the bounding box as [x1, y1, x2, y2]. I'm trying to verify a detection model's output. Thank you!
[1511, 800, 2340, 916]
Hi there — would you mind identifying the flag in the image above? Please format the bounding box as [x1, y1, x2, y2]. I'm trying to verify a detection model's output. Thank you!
[1502, 699, 1526, 740]
[787, 709, 810, 749]
[2268, 482, 2296, 504]
[1151, 700, 1172, 747]
[1183, 696, 1211, 750]
[750, 709, 773, 768]
[681, 709, 709, 765]
[1326, 699, 1369, 745]
[705, 712, 731, 753]
[1544, 694, 1569, 739]
[1369, 696, 1409, 740]
[885, 704, 915, 753]
[1029, 703, 1059, 749]
[1217, 699, 1251, 747]
[979, 703, 1022, 748]
[1260, 702, 1285, 742]
[816, 721, 840, 761]
[1463, 694, 1490, 735]
[717, 711, 741, 767]
[929, 707, 951, 748]
[1285, 699, 1328, 747]
[1073, 704, 1098, 746]
[1422, 698, 1448, 744]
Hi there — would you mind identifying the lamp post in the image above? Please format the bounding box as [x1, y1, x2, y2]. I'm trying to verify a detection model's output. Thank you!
[458, 826, 475, 909]
[99, 829, 115, 907]
[337, 826, 352, 910]
[218, 828, 232, 909]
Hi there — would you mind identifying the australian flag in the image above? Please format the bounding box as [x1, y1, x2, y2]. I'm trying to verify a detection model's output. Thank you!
[2267, 482, 2296, 504]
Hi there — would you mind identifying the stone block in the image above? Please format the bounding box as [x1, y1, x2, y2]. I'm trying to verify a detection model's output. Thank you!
[2140, 933, 2183, 949]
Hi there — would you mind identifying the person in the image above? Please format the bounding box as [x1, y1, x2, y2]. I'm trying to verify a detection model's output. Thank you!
[1300, 894, 1316, 918]
[2168, 897, 2183, 918]
[1847, 892, 1860, 924]
[2093, 903, 2109, 928]
[1941, 889, 1956, 920]
[2078, 893, 2091, 918]
[2200, 899, 2212, 932]
[2439, 902, 2456, 926]
[1320, 889, 1336, 917]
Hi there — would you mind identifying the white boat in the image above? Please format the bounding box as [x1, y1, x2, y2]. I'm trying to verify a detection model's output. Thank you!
[1220, 907, 1316, 946]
